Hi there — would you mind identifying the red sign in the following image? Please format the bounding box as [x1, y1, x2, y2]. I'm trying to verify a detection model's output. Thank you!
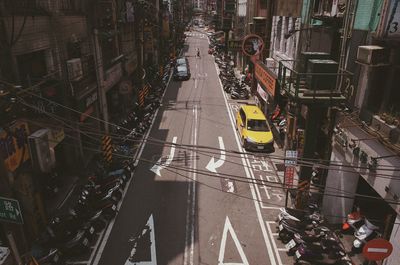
[284, 166, 295, 188]
[255, 61, 276, 97]
[363, 238, 393, 261]
[242, 34, 264, 57]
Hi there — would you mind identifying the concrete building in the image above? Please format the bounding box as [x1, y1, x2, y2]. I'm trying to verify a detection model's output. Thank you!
[0, 1, 152, 262]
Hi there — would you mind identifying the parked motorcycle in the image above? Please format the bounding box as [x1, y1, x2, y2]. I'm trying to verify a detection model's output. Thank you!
[278, 203, 320, 222]
[352, 218, 380, 253]
[72, 197, 118, 221]
[285, 227, 337, 256]
[29, 245, 63, 265]
[278, 218, 320, 243]
[341, 207, 364, 234]
[294, 242, 351, 265]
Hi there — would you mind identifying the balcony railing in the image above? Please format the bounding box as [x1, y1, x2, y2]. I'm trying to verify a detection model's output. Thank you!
[277, 60, 350, 104]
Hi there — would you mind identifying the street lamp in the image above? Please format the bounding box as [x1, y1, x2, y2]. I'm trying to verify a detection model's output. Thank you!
[284, 26, 326, 39]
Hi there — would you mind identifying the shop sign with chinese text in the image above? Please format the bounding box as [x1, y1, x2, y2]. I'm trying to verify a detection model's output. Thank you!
[255, 61, 276, 98]
[0, 121, 30, 172]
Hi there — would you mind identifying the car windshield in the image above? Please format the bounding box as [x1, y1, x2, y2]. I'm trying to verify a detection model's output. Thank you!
[247, 119, 269, 132]
[176, 58, 186, 65]
[177, 66, 187, 72]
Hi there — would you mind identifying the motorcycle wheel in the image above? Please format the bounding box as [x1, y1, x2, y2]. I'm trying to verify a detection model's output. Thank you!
[93, 218, 107, 231]
[112, 190, 123, 202]
[278, 230, 290, 243]
[287, 246, 296, 256]
[103, 206, 118, 220]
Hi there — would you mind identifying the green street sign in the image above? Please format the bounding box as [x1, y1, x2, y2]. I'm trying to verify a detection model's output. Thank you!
[0, 197, 23, 224]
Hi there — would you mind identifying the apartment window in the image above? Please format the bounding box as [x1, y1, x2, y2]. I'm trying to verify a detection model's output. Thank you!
[275, 17, 282, 52]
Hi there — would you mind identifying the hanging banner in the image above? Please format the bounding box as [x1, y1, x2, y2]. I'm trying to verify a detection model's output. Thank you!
[255, 61, 276, 98]
[257, 83, 268, 102]
[242, 34, 264, 57]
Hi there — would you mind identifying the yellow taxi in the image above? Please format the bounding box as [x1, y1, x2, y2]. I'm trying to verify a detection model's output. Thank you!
[236, 105, 274, 152]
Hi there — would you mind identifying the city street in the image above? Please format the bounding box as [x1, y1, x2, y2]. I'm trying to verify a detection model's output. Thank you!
[90, 29, 291, 265]
[1, 1, 399, 265]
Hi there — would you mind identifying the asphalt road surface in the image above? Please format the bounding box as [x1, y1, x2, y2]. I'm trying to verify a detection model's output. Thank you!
[93, 29, 291, 265]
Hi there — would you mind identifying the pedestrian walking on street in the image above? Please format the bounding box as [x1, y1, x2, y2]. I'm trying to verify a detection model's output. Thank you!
[196, 48, 200, 58]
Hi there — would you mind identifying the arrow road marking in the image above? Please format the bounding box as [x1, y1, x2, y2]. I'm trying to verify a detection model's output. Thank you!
[150, 137, 177, 177]
[218, 216, 249, 265]
[206, 137, 226, 173]
[125, 214, 157, 265]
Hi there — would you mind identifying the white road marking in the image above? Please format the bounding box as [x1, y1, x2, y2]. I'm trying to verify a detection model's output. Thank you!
[218, 216, 249, 265]
[367, 248, 389, 253]
[150, 136, 177, 177]
[125, 214, 157, 265]
[214, 61, 278, 265]
[205, 136, 226, 173]
[183, 105, 198, 265]
[265, 222, 283, 265]
[90, 70, 173, 265]
[227, 181, 235, 193]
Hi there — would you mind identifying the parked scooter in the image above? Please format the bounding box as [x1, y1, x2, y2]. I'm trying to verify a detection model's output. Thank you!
[278, 203, 320, 222]
[278, 218, 321, 243]
[80, 180, 124, 204]
[28, 245, 63, 265]
[285, 227, 338, 256]
[352, 218, 380, 253]
[341, 207, 364, 234]
[294, 242, 352, 265]
[72, 197, 118, 221]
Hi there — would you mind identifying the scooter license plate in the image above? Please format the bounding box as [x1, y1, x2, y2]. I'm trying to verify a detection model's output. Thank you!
[285, 240, 296, 250]
[279, 224, 283, 231]
[295, 250, 301, 259]
[257, 146, 264, 150]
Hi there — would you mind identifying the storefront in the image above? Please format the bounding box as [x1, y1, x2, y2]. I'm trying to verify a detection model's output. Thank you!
[323, 115, 400, 264]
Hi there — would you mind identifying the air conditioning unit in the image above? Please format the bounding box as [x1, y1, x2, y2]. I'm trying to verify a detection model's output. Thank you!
[265, 58, 276, 69]
[357, 46, 389, 65]
[28, 129, 53, 173]
[306, 59, 338, 91]
[300, 52, 331, 73]
[67, 58, 83, 81]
